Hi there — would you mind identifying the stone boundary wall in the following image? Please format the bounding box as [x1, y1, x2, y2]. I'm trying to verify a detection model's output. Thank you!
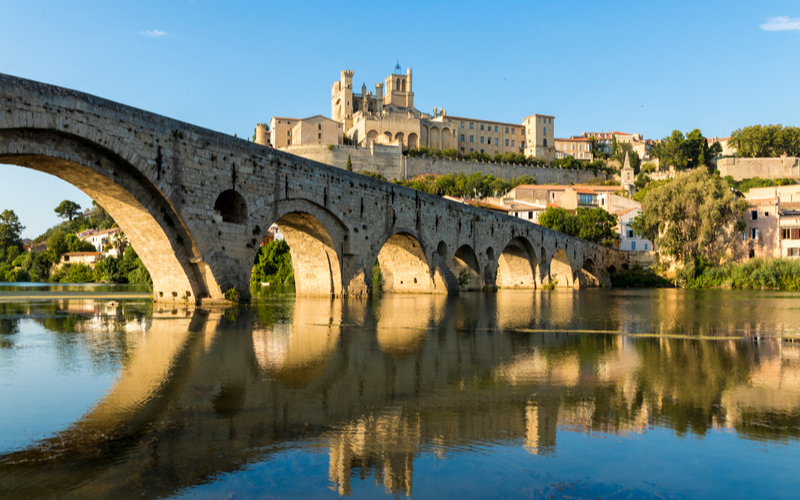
[716, 157, 800, 180]
[281, 144, 404, 179]
[625, 250, 657, 268]
[405, 156, 604, 184]
[283, 145, 606, 184]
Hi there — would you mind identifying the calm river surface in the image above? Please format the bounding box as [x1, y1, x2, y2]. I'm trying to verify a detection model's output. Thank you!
[2, 288, 800, 499]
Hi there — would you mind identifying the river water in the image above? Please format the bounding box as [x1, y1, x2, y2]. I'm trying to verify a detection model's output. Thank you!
[1, 288, 800, 499]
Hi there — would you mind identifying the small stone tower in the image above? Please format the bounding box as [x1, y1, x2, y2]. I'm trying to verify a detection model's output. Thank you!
[620, 151, 635, 195]
[254, 123, 268, 146]
[331, 70, 354, 131]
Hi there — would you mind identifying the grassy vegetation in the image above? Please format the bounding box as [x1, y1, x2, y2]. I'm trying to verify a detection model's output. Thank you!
[687, 258, 800, 290]
[722, 176, 795, 193]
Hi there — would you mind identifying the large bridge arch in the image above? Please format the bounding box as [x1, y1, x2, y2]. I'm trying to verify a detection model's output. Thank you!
[252, 198, 347, 296]
[0, 129, 217, 301]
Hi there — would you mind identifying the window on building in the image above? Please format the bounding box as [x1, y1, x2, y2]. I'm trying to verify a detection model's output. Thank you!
[318, 124, 322, 130]
[495, 125, 498, 132]
[470, 123, 474, 130]
[527, 212, 533, 220]
[460, 134, 465, 141]
[741, 232, 747, 241]
[579, 194, 596, 205]
[318, 133, 321, 139]
[544, 127, 547, 135]
[461, 122, 464, 128]
[480, 149, 484, 154]
[511, 140, 515, 147]
[495, 138, 499, 145]
[505, 127, 509, 133]
[627, 229, 634, 238]
[789, 248, 800, 257]
[751, 228, 759, 240]
[470, 148, 474, 153]
[749, 248, 756, 258]
[645, 243, 649, 250]
[505, 139, 509, 146]
[631, 241, 636, 251]
[765, 211, 769, 217]
[480, 124, 484, 131]
[752, 210, 758, 220]
[470, 135, 474, 143]
[481, 137, 484, 144]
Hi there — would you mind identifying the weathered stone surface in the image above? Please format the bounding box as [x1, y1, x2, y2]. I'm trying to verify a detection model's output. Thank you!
[0, 73, 631, 303]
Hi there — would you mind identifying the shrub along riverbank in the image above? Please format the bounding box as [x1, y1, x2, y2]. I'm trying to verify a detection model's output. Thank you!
[686, 258, 800, 290]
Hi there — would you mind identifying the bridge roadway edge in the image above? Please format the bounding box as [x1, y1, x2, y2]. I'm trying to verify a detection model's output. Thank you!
[0, 73, 630, 303]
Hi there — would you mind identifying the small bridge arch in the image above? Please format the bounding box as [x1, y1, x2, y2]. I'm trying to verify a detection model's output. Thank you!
[251, 198, 347, 296]
[374, 230, 434, 293]
[496, 237, 537, 289]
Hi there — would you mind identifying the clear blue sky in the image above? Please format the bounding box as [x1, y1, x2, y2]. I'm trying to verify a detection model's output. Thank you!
[1, 0, 798, 238]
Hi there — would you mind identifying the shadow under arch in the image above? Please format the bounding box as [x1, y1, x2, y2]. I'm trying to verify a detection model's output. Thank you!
[254, 199, 346, 296]
[375, 230, 434, 293]
[549, 249, 574, 288]
[0, 129, 217, 301]
[576, 258, 600, 287]
[496, 237, 537, 289]
[451, 244, 483, 291]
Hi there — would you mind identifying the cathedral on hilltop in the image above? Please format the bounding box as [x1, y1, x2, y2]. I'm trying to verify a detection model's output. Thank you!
[262, 65, 557, 161]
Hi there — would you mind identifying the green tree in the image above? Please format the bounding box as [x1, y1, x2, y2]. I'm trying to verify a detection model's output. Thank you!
[250, 239, 294, 288]
[46, 230, 68, 262]
[538, 206, 617, 245]
[346, 154, 353, 171]
[632, 169, 747, 265]
[65, 233, 96, 253]
[0, 209, 24, 249]
[54, 200, 81, 222]
[779, 126, 800, 157]
[575, 207, 618, 245]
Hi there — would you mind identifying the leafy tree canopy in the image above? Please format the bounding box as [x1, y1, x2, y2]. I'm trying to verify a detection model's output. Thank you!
[729, 124, 800, 158]
[54, 200, 81, 221]
[632, 169, 746, 264]
[651, 129, 716, 171]
[0, 209, 24, 249]
[538, 206, 617, 245]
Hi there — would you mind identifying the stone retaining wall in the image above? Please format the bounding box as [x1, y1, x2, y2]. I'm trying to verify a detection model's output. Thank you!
[716, 157, 800, 180]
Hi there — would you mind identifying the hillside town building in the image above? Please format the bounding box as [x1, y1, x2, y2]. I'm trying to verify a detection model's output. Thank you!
[737, 185, 800, 260]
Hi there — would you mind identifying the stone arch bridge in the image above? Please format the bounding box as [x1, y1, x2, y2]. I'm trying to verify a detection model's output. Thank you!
[0, 73, 629, 303]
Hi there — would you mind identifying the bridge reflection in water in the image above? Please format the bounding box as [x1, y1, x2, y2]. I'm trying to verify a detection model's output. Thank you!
[1, 290, 800, 498]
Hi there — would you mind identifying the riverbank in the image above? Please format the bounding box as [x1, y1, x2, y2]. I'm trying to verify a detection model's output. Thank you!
[0, 290, 151, 302]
